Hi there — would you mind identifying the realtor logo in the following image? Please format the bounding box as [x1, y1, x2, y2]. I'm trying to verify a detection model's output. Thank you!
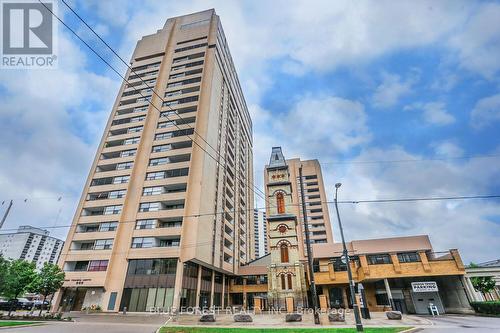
[1, 0, 57, 68]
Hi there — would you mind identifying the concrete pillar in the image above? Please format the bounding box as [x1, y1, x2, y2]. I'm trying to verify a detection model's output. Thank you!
[390, 253, 401, 273]
[210, 270, 215, 308]
[419, 251, 432, 272]
[51, 289, 64, 313]
[319, 294, 328, 311]
[195, 265, 202, 308]
[172, 260, 184, 310]
[384, 278, 395, 310]
[243, 278, 247, 309]
[221, 274, 226, 308]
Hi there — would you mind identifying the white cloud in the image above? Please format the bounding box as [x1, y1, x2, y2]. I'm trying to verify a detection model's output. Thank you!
[0, 28, 117, 240]
[448, 2, 500, 79]
[281, 96, 372, 155]
[471, 93, 500, 129]
[325, 146, 500, 262]
[372, 72, 415, 108]
[431, 141, 464, 158]
[405, 102, 455, 125]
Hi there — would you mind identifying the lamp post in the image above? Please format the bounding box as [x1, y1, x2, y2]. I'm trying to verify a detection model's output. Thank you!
[334, 183, 363, 332]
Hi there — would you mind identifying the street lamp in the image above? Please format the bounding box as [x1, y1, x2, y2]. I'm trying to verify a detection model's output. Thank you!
[334, 183, 363, 332]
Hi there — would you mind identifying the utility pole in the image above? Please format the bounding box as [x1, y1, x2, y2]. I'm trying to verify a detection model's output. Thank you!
[334, 183, 363, 332]
[0, 200, 13, 230]
[298, 166, 320, 324]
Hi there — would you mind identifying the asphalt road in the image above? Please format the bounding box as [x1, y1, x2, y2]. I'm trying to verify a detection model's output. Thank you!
[421, 315, 500, 332]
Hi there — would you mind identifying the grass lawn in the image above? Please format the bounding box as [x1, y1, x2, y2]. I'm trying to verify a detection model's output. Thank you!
[159, 327, 409, 333]
[0, 321, 39, 327]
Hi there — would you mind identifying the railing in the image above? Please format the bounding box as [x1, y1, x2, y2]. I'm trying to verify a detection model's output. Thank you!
[426, 250, 454, 261]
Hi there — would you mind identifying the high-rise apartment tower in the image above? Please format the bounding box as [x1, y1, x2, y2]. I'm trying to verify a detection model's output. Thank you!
[54, 9, 254, 312]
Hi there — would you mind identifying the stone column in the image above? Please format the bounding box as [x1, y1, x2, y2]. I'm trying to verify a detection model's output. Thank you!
[172, 260, 184, 311]
[210, 270, 215, 308]
[384, 278, 395, 310]
[221, 274, 226, 308]
[195, 265, 202, 308]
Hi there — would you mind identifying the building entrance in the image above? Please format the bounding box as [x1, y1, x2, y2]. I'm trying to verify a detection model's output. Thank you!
[411, 291, 445, 314]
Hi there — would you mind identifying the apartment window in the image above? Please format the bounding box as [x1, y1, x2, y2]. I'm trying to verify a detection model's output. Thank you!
[127, 126, 143, 133]
[135, 219, 156, 230]
[158, 121, 174, 129]
[166, 77, 201, 88]
[113, 175, 130, 184]
[397, 252, 421, 263]
[99, 222, 118, 232]
[281, 275, 286, 290]
[159, 239, 180, 247]
[149, 157, 169, 166]
[143, 186, 163, 196]
[151, 144, 171, 153]
[116, 162, 133, 170]
[131, 237, 154, 248]
[94, 239, 113, 250]
[145, 171, 164, 180]
[123, 137, 140, 145]
[104, 205, 122, 215]
[74, 261, 89, 271]
[130, 116, 145, 123]
[88, 260, 108, 271]
[79, 242, 93, 250]
[174, 42, 208, 53]
[120, 149, 136, 157]
[139, 202, 160, 212]
[108, 190, 126, 199]
[287, 274, 293, 290]
[367, 254, 392, 265]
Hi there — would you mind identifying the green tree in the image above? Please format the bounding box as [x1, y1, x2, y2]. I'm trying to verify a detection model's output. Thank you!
[0, 255, 9, 289]
[469, 262, 496, 296]
[31, 263, 65, 316]
[2, 259, 37, 316]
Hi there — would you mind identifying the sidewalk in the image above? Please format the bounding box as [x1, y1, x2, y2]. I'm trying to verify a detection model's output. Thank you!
[166, 311, 433, 328]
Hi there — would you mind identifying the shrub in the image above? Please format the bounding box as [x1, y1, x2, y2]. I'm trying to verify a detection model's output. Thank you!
[470, 301, 500, 315]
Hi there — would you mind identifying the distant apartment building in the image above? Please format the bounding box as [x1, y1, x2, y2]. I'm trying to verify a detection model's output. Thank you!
[253, 209, 267, 258]
[54, 9, 254, 312]
[0, 225, 64, 270]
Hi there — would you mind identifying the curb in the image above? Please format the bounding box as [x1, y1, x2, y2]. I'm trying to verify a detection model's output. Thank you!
[399, 328, 423, 333]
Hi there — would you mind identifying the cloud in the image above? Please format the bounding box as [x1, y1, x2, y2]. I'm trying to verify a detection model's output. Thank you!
[471, 93, 500, 129]
[431, 141, 464, 158]
[0, 27, 117, 240]
[372, 72, 416, 108]
[281, 95, 372, 155]
[326, 146, 500, 262]
[448, 2, 500, 79]
[405, 102, 455, 125]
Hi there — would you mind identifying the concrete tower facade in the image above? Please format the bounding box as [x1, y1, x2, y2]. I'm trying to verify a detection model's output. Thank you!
[54, 9, 254, 312]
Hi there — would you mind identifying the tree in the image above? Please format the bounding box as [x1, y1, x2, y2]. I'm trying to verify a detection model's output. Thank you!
[2, 259, 37, 316]
[0, 255, 9, 289]
[469, 262, 496, 297]
[31, 263, 65, 316]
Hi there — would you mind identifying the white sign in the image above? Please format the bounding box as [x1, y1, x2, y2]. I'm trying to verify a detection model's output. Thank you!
[411, 281, 438, 293]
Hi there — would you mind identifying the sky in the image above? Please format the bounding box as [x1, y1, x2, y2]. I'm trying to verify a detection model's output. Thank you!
[0, 0, 499, 263]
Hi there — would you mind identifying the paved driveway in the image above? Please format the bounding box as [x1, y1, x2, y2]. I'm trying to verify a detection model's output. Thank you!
[0, 313, 168, 333]
[421, 315, 500, 332]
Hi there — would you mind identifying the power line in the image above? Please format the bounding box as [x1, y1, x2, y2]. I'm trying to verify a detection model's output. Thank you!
[36, 1, 270, 213]
[321, 153, 500, 166]
[1, 194, 499, 233]
[57, 0, 269, 205]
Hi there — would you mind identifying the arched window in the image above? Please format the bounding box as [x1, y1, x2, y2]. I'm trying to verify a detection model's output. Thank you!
[281, 274, 286, 290]
[276, 192, 285, 214]
[287, 274, 293, 290]
[280, 243, 289, 263]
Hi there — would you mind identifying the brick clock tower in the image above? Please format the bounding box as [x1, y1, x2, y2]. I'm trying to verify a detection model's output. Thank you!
[265, 147, 308, 309]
